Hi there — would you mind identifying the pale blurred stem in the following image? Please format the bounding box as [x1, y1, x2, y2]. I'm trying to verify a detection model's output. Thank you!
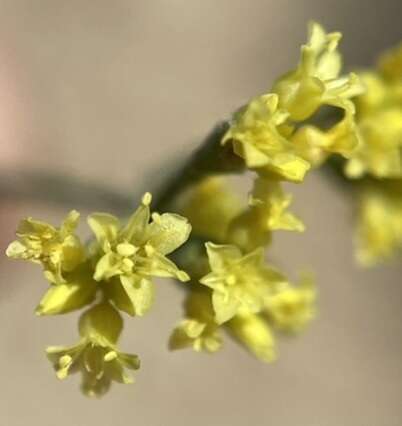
[1, 170, 133, 215]
[153, 121, 244, 212]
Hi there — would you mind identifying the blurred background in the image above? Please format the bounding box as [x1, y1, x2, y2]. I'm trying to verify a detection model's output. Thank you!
[0, 1, 401, 425]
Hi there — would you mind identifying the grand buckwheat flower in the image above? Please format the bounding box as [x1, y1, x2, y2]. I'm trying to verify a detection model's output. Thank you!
[347, 109, 402, 178]
[46, 302, 140, 397]
[179, 176, 242, 243]
[88, 193, 191, 316]
[228, 177, 304, 251]
[35, 262, 98, 315]
[223, 22, 363, 183]
[199, 242, 284, 324]
[222, 93, 311, 182]
[378, 42, 402, 82]
[169, 289, 222, 353]
[355, 182, 402, 266]
[227, 311, 276, 362]
[345, 63, 402, 178]
[273, 22, 364, 121]
[6, 211, 85, 284]
[291, 107, 361, 167]
[264, 276, 316, 333]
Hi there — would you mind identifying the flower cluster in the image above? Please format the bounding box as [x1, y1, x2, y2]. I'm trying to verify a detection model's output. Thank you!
[8, 21, 396, 397]
[171, 177, 316, 361]
[344, 43, 402, 265]
[222, 22, 364, 183]
[7, 193, 191, 395]
[169, 22, 361, 361]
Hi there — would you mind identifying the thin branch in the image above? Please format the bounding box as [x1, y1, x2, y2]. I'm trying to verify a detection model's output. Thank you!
[0, 170, 133, 215]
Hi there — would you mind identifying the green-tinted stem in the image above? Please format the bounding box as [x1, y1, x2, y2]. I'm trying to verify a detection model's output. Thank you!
[153, 121, 244, 212]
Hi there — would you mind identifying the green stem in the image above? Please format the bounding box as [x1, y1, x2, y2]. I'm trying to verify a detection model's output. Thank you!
[153, 120, 244, 212]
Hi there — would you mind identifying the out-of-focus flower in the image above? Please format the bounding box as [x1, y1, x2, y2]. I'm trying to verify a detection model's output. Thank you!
[169, 289, 222, 353]
[378, 42, 402, 82]
[227, 311, 276, 362]
[222, 94, 310, 182]
[264, 275, 316, 333]
[88, 193, 191, 316]
[228, 177, 304, 251]
[46, 303, 140, 397]
[345, 45, 402, 179]
[6, 211, 85, 284]
[355, 182, 402, 266]
[179, 176, 242, 243]
[199, 242, 284, 324]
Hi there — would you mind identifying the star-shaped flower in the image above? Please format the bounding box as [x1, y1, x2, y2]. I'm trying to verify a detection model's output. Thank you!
[199, 243, 284, 324]
[88, 193, 191, 316]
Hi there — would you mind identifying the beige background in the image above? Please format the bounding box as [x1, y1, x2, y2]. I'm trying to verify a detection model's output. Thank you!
[0, 1, 401, 425]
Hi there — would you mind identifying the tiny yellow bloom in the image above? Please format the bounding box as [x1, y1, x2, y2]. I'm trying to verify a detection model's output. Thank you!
[227, 311, 276, 362]
[6, 211, 85, 284]
[292, 107, 361, 166]
[345, 44, 402, 179]
[36, 262, 98, 316]
[273, 22, 364, 121]
[222, 93, 311, 182]
[199, 243, 284, 324]
[179, 176, 242, 243]
[264, 275, 316, 333]
[88, 193, 191, 316]
[355, 183, 402, 266]
[169, 290, 222, 353]
[345, 108, 402, 178]
[223, 22, 363, 182]
[228, 177, 304, 251]
[46, 303, 140, 397]
[378, 42, 402, 82]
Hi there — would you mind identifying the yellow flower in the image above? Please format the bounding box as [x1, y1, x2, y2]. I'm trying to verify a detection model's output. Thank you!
[179, 176, 242, 242]
[169, 289, 222, 353]
[222, 94, 311, 182]
[35, 262, 98, 316]
[228, 177, 304, 251]
[345, 45, 402, 179]
[222, 23, 363, 182]
[378, 42, 402, 82]
[355, 182, 402, 266]
[199, 243, 284, 324]
[273, 22, 363, 121]
[88, 193, 191, 316]
[346, 108, 402, 178]
[6, 211, 85, 284]
[227, 312, 276, 362]
[46, 303, 140, 397]
[292, 107, 361, 167]
[264, 275, 316, 333]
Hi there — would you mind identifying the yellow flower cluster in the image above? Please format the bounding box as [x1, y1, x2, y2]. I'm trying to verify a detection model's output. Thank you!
[344, 43, 402, 265]
[355, 182, 402, 266]
[223, 22, 364, 183]
[171, 175, 316, 361]
[10, 21, 392, 396]
[346, 43, 402, 178]
[7, 193, 191, 396]
[169, 23, 357, 361]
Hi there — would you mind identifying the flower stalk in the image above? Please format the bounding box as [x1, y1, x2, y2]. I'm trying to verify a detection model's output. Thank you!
[6, 21, 402, 398]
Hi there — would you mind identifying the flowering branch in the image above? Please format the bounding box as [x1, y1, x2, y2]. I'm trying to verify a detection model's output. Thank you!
[5, 22, 402, 398]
